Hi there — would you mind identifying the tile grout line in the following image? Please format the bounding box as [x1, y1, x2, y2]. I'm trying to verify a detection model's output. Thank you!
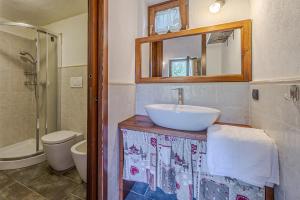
[70, 192, 85, 200]
[0, 178, 17, 194]
[127, 190, 148, 199]
[128, 189, 155, 200]
[63, 173, 84, 185]
[33, 172, 85, 199]
[69, 182, 86, 199]
[14, 174, 84, 200]
[144, 186, 150, 196]
[2, 163, 86, 199]
[14, 179, 50, 199]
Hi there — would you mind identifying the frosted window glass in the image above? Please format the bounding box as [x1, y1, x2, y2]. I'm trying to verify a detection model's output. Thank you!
[155, 7, 182, 34]
[170, 60, 188, 77]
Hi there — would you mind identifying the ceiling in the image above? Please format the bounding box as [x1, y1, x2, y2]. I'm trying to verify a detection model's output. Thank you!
[0, 0, 87, 26]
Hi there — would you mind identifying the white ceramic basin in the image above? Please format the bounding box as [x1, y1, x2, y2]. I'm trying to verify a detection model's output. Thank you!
[145, 104, 221, 131]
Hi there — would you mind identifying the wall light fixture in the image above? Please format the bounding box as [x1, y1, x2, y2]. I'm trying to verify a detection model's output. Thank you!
[209, 0, 225, 13]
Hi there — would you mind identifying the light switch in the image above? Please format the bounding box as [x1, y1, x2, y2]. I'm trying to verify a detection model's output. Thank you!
[70, 76, 83, 88]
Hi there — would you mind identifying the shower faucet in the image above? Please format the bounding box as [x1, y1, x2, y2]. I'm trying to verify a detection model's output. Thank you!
[172, 88, 184, 105]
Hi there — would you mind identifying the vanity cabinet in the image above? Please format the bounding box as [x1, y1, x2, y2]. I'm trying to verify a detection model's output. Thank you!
[118, 115, 274, 200]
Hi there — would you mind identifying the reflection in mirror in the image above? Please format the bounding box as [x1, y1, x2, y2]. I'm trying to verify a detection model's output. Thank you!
[206, 29, 241, 76]
[169, 57, 201, 77]
[141, 34, 204, 78]
[141, 43, 150, 78]
[164, 35, 203, 77]
[141, 28, 242, 78]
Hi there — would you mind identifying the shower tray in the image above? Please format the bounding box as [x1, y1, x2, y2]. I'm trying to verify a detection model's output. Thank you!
[0, 138, 45, 170]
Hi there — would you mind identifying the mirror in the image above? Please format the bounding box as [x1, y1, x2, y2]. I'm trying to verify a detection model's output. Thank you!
[206, 29, 241, 76]
[136, 20, 251, 83]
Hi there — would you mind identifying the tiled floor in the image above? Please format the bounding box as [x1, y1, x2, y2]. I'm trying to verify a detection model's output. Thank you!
[0, 162, 86, 200]
[125, 182, 177, 200]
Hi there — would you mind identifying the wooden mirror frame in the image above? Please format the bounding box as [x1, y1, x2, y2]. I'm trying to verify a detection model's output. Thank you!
[135, 20, 252, 83]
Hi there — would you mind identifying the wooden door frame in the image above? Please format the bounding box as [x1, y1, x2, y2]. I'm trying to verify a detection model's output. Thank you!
[87, 0, 108, 199]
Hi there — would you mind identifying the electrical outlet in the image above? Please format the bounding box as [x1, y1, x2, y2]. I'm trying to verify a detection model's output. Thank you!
[252, 89, 259, 100]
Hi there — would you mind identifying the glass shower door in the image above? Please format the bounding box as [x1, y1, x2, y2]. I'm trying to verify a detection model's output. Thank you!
[36, 31, 58, 152]
[0, 23, 59, 169]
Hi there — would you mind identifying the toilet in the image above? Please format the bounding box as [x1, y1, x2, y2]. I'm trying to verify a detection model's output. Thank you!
[71, 140, 87, 183]
[41, 130, 84, 171]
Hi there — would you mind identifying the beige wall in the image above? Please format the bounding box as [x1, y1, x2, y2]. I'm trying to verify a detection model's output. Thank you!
[0, 31, 36, 148]
[189, 0, 251, 28]
[249, 0, 300, 199]
[108, 0, 139, 84]
[108, 0, 140, 199]
[250, 0, 300, 81]
[108, 83, 135, 200]
[59, 66, 87, 136]
[45, 13, 88, 67]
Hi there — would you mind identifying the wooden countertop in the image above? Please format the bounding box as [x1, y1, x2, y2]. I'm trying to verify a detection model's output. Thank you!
[118, 115, 207, 140]
[118, 115, 251, 141]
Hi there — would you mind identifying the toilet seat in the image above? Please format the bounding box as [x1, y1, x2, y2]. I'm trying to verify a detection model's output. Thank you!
[41, 131, 77, 145]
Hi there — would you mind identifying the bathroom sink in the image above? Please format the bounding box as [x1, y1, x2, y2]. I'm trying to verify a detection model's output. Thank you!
[145, 104, 221, 131]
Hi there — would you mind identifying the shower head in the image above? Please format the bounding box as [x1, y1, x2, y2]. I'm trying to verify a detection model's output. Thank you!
[19, 51, 36, 64]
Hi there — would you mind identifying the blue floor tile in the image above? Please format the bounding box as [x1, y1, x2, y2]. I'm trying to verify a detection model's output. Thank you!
[125, 192, 149, 200]
[131, 182, 149, 195]
[144, 187, 177, 200]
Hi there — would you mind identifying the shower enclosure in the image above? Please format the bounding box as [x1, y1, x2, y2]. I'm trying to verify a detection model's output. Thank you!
[0, 22, 59, 170]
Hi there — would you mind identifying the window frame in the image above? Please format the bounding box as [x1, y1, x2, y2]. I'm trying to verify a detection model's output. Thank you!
[169, 57, 190, 77]
[148, 0, 189, 35]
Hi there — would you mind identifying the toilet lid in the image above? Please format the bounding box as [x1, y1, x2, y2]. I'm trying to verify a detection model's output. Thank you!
[41, 131, 77, 144]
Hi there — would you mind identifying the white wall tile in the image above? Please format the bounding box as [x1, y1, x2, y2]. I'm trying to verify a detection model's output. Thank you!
[136, 83, 250, 125]
[59, 66, 87, 137]
[250, 83, 300, 200]
[108, 84, 136, 200]
[0, 31, 36, 148]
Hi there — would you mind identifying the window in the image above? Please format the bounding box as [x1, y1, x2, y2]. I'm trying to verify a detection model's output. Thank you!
[169, 57, 202, 77]
[155, 7, 181, 34]
[148, 0, 189, 35]
[169, 58, 189, 77]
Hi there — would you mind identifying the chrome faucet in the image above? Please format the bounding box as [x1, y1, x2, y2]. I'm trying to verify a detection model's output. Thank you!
[172, 88, 184, 105]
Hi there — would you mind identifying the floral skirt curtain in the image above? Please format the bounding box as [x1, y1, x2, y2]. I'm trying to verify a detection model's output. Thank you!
[122, 129, 265, 200]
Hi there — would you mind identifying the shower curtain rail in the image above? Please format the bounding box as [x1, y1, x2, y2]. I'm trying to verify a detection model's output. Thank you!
[0, 21, 59, 37]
